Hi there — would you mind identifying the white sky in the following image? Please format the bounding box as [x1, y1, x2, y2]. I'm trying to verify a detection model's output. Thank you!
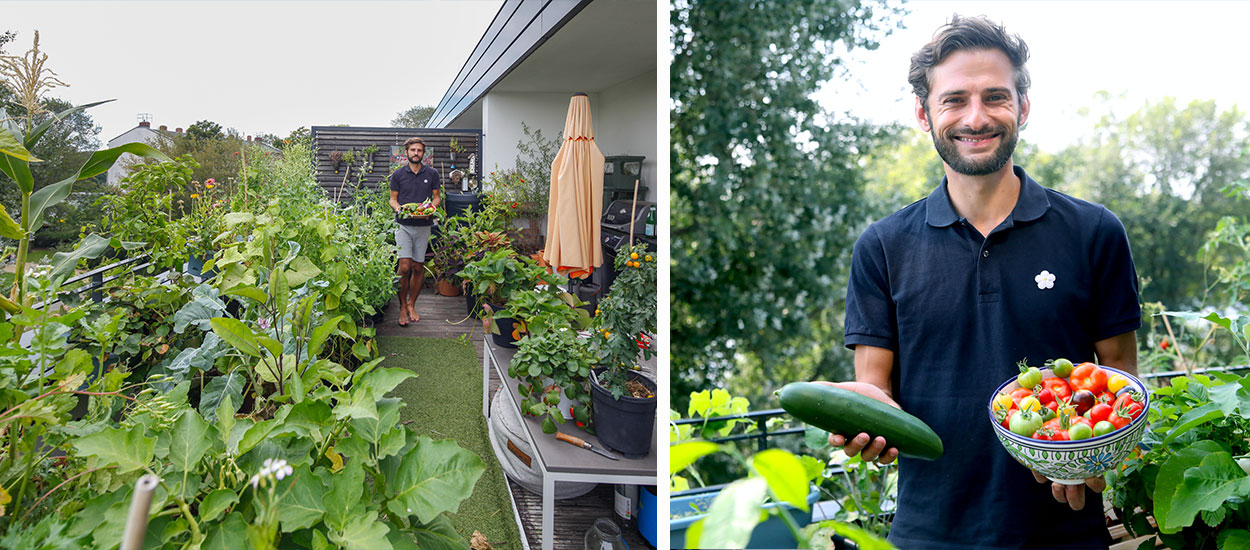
[818, 0, 1250, 151]
[2, 0, 503, 144]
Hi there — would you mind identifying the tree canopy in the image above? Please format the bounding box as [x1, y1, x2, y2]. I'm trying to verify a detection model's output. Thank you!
[391, 105, 435, 128]
[670, 0, 904, 405]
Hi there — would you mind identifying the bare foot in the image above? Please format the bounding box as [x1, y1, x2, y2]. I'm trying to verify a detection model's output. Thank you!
[407, 305, 420, 323]
[398, 308, 409, 326]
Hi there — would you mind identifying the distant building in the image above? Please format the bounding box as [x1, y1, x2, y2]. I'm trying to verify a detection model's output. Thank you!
[106, 121, 280, 187]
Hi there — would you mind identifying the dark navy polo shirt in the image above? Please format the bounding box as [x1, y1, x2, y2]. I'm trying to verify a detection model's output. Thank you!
[844, 165, 1141, 550]
[389, 163, 441, 227]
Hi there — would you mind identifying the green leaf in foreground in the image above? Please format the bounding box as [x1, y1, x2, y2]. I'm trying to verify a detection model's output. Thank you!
[407, 515, 464, 550]
[1167, 452, 1250, 532]
[72, 425, 155, 474]
[199, 489, 238, 524]
[278, 465, 328, 533]
[168, 408, 214, 472]
[688, 477, 768, 549]
[329, 515, 392, 550]
[386, 436, 486, 524]
[750, 448, 810, 511]
[670, 441, 720, 475]
[1154, 440, 1224, 533]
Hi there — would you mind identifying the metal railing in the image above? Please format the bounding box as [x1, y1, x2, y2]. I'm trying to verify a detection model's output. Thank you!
[31, 252, 154, 310]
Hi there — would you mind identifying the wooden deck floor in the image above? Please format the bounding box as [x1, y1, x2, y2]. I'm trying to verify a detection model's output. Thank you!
[373, 284, 655, 549]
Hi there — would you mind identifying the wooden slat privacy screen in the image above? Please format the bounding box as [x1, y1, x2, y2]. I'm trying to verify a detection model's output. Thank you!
[310, 126, 482, 202]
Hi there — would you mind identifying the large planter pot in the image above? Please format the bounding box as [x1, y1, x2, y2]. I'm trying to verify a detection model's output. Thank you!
[464, 283, 480, 318]
[590, 368, 656, 458]
[437, 278, 462, 297]
[670, 486, 819, 549]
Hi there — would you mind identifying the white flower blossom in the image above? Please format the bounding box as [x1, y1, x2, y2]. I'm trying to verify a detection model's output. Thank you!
[1035, 270, 1056, 290]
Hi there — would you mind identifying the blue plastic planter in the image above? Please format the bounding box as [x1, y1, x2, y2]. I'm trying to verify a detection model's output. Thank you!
[670, 485, 819, 549]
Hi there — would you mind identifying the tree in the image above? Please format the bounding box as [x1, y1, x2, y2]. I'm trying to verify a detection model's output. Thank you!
[184, 119, 224, 141]
[1050, 96, 1250, 309]
[670, 0, 904, 407]
[391, 105, 434, 128]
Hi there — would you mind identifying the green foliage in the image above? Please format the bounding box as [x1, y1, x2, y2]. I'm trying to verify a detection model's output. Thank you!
[592, 243, 657, 398]
[185, 119, 225, 142]
[390, 105, 434, 128]
[670, 0, 905, 404]
[94, 155, 198, 269]
[1107, 373, 1250, 549]
[509, 329, 595, 432]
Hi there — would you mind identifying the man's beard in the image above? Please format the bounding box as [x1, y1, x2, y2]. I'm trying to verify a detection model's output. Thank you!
[930, 123, 1018, 176]
[409, 154, 423, 164]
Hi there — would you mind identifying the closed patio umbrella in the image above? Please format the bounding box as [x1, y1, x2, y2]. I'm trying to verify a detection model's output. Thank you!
[543, 93, 604, 278]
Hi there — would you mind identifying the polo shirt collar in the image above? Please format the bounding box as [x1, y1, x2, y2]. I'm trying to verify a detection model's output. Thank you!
[406, 163, 425, 176]
[924, 164, 1051, 228]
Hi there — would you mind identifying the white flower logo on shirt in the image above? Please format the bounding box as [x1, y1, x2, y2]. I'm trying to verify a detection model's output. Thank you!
[1035, 270, 1056, 290]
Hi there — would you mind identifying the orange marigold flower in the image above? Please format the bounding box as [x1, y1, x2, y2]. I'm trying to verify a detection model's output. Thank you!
[190, 193, 200, 198]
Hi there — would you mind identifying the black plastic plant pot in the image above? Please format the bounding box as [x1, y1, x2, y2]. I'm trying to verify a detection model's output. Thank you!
[486, 302, 521, 349]
[464, 283, 479, 318]
[590, 368, 657, 458]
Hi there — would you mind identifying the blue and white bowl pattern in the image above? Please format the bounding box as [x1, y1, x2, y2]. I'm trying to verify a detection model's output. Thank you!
[987, 365, 1150, 485]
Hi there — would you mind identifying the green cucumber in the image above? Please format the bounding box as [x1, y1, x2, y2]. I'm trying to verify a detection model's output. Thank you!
[778, 382, 944, 461]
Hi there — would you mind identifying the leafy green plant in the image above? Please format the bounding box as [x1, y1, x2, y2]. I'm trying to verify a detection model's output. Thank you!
[93, 155, 197, 270]
[497, 285, 590, 338]
[592, 243, 657, 398]
[457, 248, 559, 309]
[510, 329, 595, 434]
[1107, 371, 1250, 550]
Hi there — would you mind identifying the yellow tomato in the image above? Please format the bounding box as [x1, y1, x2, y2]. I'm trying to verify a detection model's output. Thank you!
[1107, 373, 1130, 393]
[1018, 396, 1042, 414]
[992, 392, 1013, 413]
[630, 252, 639, 259]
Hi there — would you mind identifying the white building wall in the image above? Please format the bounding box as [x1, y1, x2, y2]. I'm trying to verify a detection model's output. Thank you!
[106, 126, 160, 188]
[597, 68, 657, 204]
[481, 91, 591, 176]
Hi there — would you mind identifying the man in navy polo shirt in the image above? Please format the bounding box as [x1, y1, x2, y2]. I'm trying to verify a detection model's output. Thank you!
[830, 16, 1141, 549]
[389, 137, 441, 326]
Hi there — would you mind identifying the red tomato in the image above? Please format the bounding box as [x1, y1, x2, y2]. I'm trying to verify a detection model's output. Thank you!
[1045, 400, 1058, 414]
[1096, 391, 1115, 405]
[1087, 403, 1113, 424]
[1070, 363, 1108, 394]
[1042, 377, 1072, 401]
[1009, 388, 1034, 407]
[1108, 408, 1133, 430]
[1042, 418, 1071, 441]
[1037, 388, 1056, 406]
[1114, 393, 1145, 421]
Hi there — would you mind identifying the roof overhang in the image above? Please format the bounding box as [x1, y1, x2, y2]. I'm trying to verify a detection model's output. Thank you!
[429, 0, 655, 128]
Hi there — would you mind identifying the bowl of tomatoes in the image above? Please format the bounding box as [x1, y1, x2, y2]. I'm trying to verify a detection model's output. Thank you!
[987, 359, 1150, 485]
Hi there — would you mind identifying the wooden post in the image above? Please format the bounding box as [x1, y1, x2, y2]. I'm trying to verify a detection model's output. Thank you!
[628, 179, 639, 244]
[120, 474, 160, 550]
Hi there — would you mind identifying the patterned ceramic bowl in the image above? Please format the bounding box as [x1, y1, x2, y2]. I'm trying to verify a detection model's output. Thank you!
[987, 365, 1150, 485]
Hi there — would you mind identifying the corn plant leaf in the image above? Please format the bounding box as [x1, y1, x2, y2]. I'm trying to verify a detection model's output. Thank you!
[27, 173, 76, 235]
[670, 441, 720, 475]
[690, 477, 769, 549]
[199, 489, 238, 524]
[0, 126, 38, 162]
[277, 465, 328, 533]
[168, 408, 214, 472]
[329, 515, 392, 550]
[202, 512, 246, 550]
[0, 204, 24, 241]
[77, 142, 168, 181]
[385, 436, 486, 524]
[750, 448, 811, 511]
[72, 425, 155, 474]
[406, 515, 462, 550]
[1165, 452, 1250, 533]
[0, 128, 35, 194]
[24, 99, 113, 150]
[210, 317, 261, 357]
[45, 233, 114, 283]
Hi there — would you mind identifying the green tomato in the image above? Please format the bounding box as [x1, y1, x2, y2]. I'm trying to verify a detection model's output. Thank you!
[1093, 421, 1115, 437]
[1017, 366, 1043, 390]
[1068, 423, 1094, 441]
[1051, 358, 1074, 378]
[1041, 407, 1057, 422]
[1009, 410, 1043, 437]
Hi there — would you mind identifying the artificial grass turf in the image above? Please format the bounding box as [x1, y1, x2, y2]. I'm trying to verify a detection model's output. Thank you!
[378, 336, 523, 550]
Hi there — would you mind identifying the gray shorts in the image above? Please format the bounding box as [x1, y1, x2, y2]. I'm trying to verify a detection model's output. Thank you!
[395, 224, 431, 262]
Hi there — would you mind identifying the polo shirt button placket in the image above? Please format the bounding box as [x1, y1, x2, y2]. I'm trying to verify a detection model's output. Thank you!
[982, 249, 989, 258]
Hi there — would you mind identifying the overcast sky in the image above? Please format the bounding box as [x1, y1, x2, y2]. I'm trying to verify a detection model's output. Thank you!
[2, 0, 503, 144]
[818, 0, 1250, 152]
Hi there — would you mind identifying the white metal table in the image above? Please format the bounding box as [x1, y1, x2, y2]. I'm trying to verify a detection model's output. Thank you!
[481, 337, 657, 550]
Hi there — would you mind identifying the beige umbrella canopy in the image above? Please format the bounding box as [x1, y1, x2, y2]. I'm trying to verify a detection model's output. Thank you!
[543, 93, 604, 278]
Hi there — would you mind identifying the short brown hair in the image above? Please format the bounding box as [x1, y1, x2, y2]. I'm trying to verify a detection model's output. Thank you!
[403, 137, 425, 150]
[909, 15, 1031, 110]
